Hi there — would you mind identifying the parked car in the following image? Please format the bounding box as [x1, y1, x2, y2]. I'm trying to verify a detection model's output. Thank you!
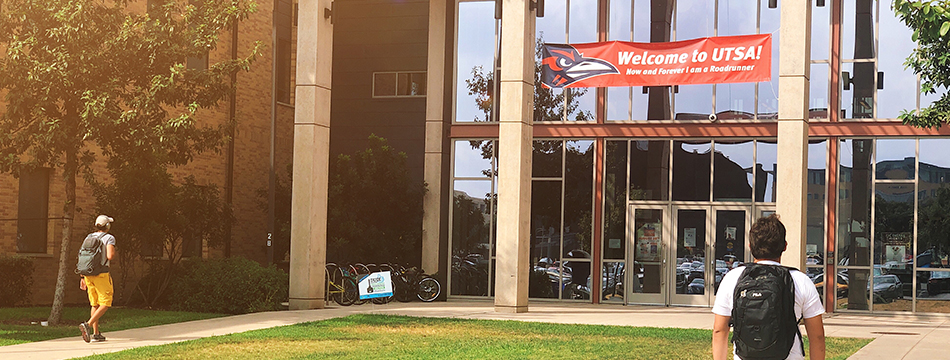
[687, 278, 705, 294]
[814, 272, 848, 298]
[870, 275, 902, 303]
[928, 271, 950, 295]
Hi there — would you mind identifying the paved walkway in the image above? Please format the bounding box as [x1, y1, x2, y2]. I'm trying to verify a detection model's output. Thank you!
[4, 300, 949, 359]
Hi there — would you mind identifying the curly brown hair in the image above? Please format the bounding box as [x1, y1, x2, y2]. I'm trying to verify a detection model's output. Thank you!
[749, 214, 786, 260]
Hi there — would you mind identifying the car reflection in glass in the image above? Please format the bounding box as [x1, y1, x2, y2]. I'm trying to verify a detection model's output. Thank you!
[813, 272, 848, 298]
[928, 271, 950, 295]
[869, 275, 902, 303]
[687, 278, 704, 294]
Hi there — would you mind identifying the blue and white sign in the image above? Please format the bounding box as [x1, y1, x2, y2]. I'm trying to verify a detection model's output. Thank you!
[358, 271, 394, 300]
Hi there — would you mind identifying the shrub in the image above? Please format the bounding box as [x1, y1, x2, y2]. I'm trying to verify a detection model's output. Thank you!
[167, 257, 288, 314]
[0, 256, 34, 307]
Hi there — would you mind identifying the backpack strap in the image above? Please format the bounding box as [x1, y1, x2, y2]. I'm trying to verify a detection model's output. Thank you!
[779, 265, 806, 356]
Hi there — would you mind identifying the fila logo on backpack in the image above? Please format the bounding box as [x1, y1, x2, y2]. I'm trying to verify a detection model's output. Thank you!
[731, 263, 804, 360]
[76, 233, 108, 276]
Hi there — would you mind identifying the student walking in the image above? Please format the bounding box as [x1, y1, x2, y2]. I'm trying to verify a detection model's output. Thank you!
[77, 215, 117, 343]
[711, 214, 826, 360]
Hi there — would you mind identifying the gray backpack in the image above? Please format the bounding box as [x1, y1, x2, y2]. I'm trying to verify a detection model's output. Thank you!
[76, 233, 108, 276]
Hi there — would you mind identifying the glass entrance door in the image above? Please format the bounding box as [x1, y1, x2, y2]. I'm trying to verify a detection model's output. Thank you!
[670, 207, 710, 306]
[670, 206, 750, 306]
[626, 206, 666, 305]
[710, 208, 750, 303]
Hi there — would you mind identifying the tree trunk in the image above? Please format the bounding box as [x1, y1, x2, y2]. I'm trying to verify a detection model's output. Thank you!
[48, 121, 79, 325]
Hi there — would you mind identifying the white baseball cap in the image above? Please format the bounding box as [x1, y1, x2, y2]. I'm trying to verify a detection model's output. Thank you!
[95, 215, 114, 227]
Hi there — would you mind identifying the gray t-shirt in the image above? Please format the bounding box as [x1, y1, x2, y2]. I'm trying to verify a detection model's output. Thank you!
[87, 232, 116, 268]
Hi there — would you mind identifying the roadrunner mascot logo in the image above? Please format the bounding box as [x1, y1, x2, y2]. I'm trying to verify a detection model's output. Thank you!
[541, 44, 619, 88]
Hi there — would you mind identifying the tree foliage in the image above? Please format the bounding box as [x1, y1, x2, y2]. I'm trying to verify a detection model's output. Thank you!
[0, 0, 259, 323]
[326, 135, 427, 266]
[90, 160, 231, 307]
[893, 0, 950, 128]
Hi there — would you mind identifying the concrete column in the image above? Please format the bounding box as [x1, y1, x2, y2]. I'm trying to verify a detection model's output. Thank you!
[777, 1, 810, 270]
[289, 0, 333, 310]
[422, 0, 447, 281]
[494, 0, 535, 313]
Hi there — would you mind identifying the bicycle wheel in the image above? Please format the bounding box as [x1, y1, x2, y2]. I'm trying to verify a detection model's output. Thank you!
[339, 276, 359, 306]
[349, 264, 368, 305]
[417, 276, 441, 302]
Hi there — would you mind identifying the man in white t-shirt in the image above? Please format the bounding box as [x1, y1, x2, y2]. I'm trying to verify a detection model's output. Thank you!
[712, 214, 826, 360]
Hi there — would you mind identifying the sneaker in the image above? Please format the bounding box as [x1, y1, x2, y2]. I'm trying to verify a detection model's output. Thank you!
[92, 334, 106, 342]
[79, 322, 90, 343]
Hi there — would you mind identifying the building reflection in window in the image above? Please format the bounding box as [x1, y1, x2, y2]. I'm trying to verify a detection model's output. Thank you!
[713, 141, 754, 202]
[630, 140, 670, 200]
[673, 141, 712, 201]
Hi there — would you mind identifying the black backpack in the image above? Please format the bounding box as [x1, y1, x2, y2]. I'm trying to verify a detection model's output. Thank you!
[731, 263, 803, 360]
[76, 233, 108, 276]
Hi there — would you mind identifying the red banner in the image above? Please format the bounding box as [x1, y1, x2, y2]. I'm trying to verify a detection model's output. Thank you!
[541, 34, 771, 89]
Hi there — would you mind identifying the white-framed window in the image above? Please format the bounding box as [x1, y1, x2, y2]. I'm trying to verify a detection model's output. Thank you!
[373, 71, 427, 98]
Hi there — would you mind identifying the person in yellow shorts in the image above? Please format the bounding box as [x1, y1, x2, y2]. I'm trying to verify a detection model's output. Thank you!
[79, 215, 116, 343]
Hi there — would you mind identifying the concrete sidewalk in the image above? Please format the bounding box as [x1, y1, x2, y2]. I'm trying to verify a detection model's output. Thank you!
[3, 300, 948, 359]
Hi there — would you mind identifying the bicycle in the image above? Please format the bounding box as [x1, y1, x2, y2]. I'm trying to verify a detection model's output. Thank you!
[325, 263, 357, 306]
[393, 264, 441, 302]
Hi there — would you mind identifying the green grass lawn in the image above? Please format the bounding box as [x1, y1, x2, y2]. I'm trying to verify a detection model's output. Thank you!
[0, 306, 224, 346]
[80, 314, 871, 360]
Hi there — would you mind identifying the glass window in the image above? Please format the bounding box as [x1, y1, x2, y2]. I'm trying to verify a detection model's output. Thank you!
[807, 140, 828, 264]
[921, 84, 949, 111]
[607, 0, 672, 121]
[568, 0, 598, 126]
[714, 1, 757, 119]
[603, 141, 628, 260]
[810, 63, 829, 119]
[842, 0, 878, 62]
[875, 139, 915, 180]
[673, 0, 713, 120]
[17, 167, 50, 254]
[373, 73, 397, 97]
[758, 0, 781, 119]
[608, 0, 632, 42]
[673, 141, 711, 201]
[713, 140, 753, 201]
[717, 0, 756, 36]
[916, 270, 950, 313]
[841, 61, 876, 120]
[838, 139, 873, 268]
[630, 140, 671, 200]
[530, 180, 563, 299]
[917, 140, 950, 271]
[877, 9, 916, 119]
[455, 140, 493, 178]
[756, 140, 777, 202]
[563, 140, 594, 257]
[533, 140, 564, 178]
[716, 83, 756, 119]
[452, 180, 493, 296]
[456, 1, 496, 123]
[811, 0, 830, 61]
[633, 209, 663, 295]
[874, 183, 914, 267]
[602, 262, 625, 302]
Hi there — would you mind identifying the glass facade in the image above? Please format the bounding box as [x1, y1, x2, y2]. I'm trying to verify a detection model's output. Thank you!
[447, 0, 950, 314]
[836, 138, 950, 313]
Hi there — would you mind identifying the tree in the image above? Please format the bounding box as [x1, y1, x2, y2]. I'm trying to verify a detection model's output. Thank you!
[893, 0, 950, 128]
[90, 160, 231, 308]
[326, 135, 427, 266]
[0, 0, 260, 324]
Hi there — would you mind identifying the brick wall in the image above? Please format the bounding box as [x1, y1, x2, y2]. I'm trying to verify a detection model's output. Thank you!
[0, 0, 297, 306]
